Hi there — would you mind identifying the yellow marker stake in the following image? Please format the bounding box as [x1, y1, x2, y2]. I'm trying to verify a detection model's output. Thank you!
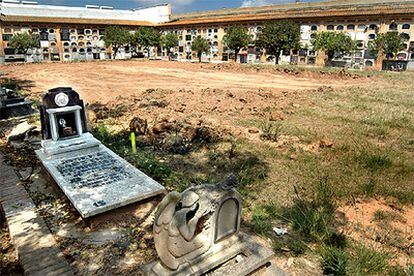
[130, 132, 137, 154]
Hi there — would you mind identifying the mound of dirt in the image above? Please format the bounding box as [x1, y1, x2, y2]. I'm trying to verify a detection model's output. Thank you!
[131, 116, 220, 155]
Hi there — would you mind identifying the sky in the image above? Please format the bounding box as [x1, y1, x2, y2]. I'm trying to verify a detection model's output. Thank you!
[38, 0, 320, 13]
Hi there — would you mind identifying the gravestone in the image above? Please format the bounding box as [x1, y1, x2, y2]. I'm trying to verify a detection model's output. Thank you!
[0, 87, 34, 119]
[35, 87, 165, 218]
[142, 176, 284, 276]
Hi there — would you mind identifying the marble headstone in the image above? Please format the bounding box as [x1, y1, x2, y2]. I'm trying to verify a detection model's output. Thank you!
[36, 87, 165, 218]
[142, 176, 284, 276]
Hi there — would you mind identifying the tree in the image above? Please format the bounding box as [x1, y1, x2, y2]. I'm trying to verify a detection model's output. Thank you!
[131, 27, 161, 58]
[103, 26, 130, 59]
[191, 36, 210, 62]
[161, 33, 178, 60]
[223, 25, 252, 62]
[368, 31, 406, 60]
[256, 20, 300, 64]
[8, 32, 40, 60]
[312, 31, 355, 65]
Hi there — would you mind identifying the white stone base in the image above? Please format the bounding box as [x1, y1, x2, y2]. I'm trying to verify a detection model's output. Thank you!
[142, 232, 284, 276]
[36, 137, 165, 218]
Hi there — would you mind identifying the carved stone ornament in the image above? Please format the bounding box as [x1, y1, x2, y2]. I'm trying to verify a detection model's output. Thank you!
[142, 176, 285, 276]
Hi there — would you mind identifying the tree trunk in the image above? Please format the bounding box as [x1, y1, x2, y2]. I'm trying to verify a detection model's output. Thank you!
[326, 51, 335, 67]
[275, 55, 279, 65]
[199, 52, 202, 63]
[145, 47, 150, 59]
[234, 48, 239, 62]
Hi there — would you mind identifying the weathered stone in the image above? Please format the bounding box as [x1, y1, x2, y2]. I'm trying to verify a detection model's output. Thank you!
[142, 176, 283, 276]
[6, 121, 36, 141]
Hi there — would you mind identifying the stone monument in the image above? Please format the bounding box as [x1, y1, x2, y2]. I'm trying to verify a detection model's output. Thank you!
[35, 87, 165, 218]
[142, 176, 284, 276]
[0, 86, 34, 119]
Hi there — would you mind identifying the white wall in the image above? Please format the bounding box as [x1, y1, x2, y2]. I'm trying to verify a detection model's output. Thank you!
[0, 2, 171, 24]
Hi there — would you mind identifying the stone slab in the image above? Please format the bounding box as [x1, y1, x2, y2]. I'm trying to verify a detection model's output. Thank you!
[141, 232, 284, 276]
[36, 138, 165, 218]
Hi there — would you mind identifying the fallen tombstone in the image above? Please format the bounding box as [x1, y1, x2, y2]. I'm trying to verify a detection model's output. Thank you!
[0, 86, 34, 119]
[35, 87, 165, 218]
[142, 175, 285, 276]
[5, 121, 36, 142]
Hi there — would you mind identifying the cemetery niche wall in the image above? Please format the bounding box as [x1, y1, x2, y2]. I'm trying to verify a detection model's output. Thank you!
[142, 176, 283, 276]
[35, 87, 165, 218]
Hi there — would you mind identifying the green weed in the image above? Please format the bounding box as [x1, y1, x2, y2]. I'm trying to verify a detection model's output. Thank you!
[282, 179, 336, 241]
[259, 120, 283, 142]
[320, 245, 348, 276]
[348, 244, 391, 275]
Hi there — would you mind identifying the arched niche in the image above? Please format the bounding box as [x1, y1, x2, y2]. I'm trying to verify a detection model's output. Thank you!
[214, 198, 240, 242]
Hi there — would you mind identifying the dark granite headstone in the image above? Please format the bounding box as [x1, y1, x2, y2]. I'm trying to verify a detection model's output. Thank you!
[0, 87, 34, 120]
[39, 87, 87, 140]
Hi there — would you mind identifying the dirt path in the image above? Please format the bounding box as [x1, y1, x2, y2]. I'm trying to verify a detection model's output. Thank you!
[1, 60, 350, 103]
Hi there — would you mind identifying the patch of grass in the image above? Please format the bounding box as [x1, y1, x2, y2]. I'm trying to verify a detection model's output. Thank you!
[387, 265, 410, 276]
[91, 124, 190, 190]
[361, 180, 377, 197]
[206, 143, 268, 191]
[358, 151, 392, 171]
[408, 264, 414, 275]
[348, 244, 391, 275]
[391, 191, 414, 205]
[249, 205, 273, 235]
[259, 120, 283, 142]
[91, 124, 130, 155]
[320, 245, 348, 276]
[372, 209, 406, 224]
[282, 178, 336, 242]
[272, 236, 308, 256]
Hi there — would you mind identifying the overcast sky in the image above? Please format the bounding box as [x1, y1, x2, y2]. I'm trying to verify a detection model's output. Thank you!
[38, 0, 320, 13]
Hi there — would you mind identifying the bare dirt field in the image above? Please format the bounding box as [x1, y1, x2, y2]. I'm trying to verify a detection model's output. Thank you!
[1, 60, 355, 103]
[1, 61, 413, 275]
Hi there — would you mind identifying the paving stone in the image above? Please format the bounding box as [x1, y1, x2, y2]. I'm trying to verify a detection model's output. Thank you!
[0, 153, 74, 276]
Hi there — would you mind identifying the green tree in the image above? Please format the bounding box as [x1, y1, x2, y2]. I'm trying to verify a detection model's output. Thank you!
[368, 31, 406, 60]
[256, 20, 300, 64]
[8, 32, 40, 60]
[191, 36, 210, 62]
[223, 25, 252, 62]
[161, 33, 179, 60]
[131, 27, 161, 58]
[312, 31, 355, 65]
[103, 26, 130, 59]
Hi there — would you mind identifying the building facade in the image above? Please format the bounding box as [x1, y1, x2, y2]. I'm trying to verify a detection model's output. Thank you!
[1, 0, 414, 69]
[0, 0, 170, 62]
